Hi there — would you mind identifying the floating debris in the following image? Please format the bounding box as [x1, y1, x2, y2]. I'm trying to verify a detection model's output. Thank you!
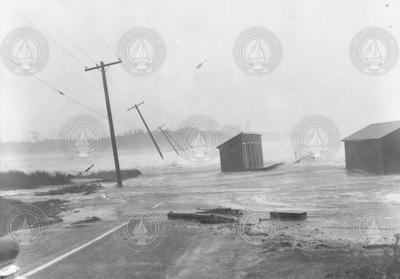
[71, 216, 101, 226]
[167, 211, 235, 224]
[196, 207, 243, 217]
[270, 212, 307, 221]
[34, 184, 103, 196]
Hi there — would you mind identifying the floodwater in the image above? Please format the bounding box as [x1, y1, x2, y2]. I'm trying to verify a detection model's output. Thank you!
[2, 145, 400, 241]
[3, 147, 400, 244]
[3, 149, 400, 278]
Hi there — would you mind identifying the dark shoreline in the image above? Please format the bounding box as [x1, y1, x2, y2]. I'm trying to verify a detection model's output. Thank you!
[0, 169, 141, 190]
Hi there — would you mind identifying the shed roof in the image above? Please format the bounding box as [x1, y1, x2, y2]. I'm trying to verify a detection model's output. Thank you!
[343, 121, 400, 141]
[217, 132, 261, 149]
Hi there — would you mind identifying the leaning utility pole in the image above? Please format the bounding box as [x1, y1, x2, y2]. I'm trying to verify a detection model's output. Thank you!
[158, 124, 179, 155]
[85, 60, 123, 187]
[163, 128, 185, 152]
[128, 102, 164, 159]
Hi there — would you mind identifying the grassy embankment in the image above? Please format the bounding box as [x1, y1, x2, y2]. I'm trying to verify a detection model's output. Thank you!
[0, 170, 72, 190]
[0, 169, 141, 236]
[0, 169, 141, 190]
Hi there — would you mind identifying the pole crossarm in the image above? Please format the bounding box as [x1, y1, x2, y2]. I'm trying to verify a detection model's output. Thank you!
[127, 101, 144, 111]
[85, 59, 122, 72]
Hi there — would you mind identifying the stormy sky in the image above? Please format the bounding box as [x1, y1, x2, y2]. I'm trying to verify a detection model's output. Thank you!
[1, 0, 399, 142]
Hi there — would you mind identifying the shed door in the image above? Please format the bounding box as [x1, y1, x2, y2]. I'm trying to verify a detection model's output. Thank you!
[255, 142, 261, 167]
[244, 142, 253, 169]
[254, 142, 259, 167]
[242, 143, 249, 169]
[243, 141, 262, 169]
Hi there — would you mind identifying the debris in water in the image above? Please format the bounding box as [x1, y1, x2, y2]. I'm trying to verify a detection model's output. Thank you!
[167, 211, 235, 224]
[196, 207, 243, 217]
[71, 216, 101, 226]
[293, 153, 315, 164]
[34, 184, 103, 196]
[270, 212, 307, 221]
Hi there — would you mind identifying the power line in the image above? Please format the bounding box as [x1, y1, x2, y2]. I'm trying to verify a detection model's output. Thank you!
[39, 13, 97, 65]
[20, 12, 133, 120]
[37, 13, 132, 109]
[17, 13, 107, 119]
[31, 75, 107, 120]
[35, 12, 110, 94]
[69, 5, 119, 58]
[38, 12, 132, 106]
[68, 5, 139, 106]
[18, 12, 88, 68]
[32, 74, 133, 130]
[19, 12, 116, 106]
[17, 12, 137, 130]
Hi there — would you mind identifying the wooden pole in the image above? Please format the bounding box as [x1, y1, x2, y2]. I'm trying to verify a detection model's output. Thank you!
[158, 124, 179, 155]
[164, 129, 185, 152]
[128, 102, 164, 159]
[85, 60, 123, 187]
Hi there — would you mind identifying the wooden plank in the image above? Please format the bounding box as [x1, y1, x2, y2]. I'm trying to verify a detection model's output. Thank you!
[270, 211, 307, 221]
[167, 211, 235, 224]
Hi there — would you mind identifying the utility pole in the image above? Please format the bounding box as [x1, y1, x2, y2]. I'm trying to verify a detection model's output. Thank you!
[85, 60, 123, 187]
[163, 128, 185, 152]
[128, 102, 164, 159]
[158, 124, 179, 156]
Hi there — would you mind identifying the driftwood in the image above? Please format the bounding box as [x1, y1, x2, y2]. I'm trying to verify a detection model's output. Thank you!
[270, 211, 307, 221]
[243, 162, 284, 172]
[363, 244, 394, 250]
[260, 162, 284, 171]
[196, 207, 243, 217]
[167, 211, 236, 224]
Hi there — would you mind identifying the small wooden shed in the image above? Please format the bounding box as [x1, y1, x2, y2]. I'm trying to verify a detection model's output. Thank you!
[217, 132, 264, 172]
[343, 121, 400, 174]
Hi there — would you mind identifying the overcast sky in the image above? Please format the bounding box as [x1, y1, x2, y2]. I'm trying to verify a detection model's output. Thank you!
[1, 0, 400, 142]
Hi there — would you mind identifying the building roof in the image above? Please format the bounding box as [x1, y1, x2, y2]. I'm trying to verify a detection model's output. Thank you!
[217, 132, 261, 148]
[343, 121, 400, 141]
